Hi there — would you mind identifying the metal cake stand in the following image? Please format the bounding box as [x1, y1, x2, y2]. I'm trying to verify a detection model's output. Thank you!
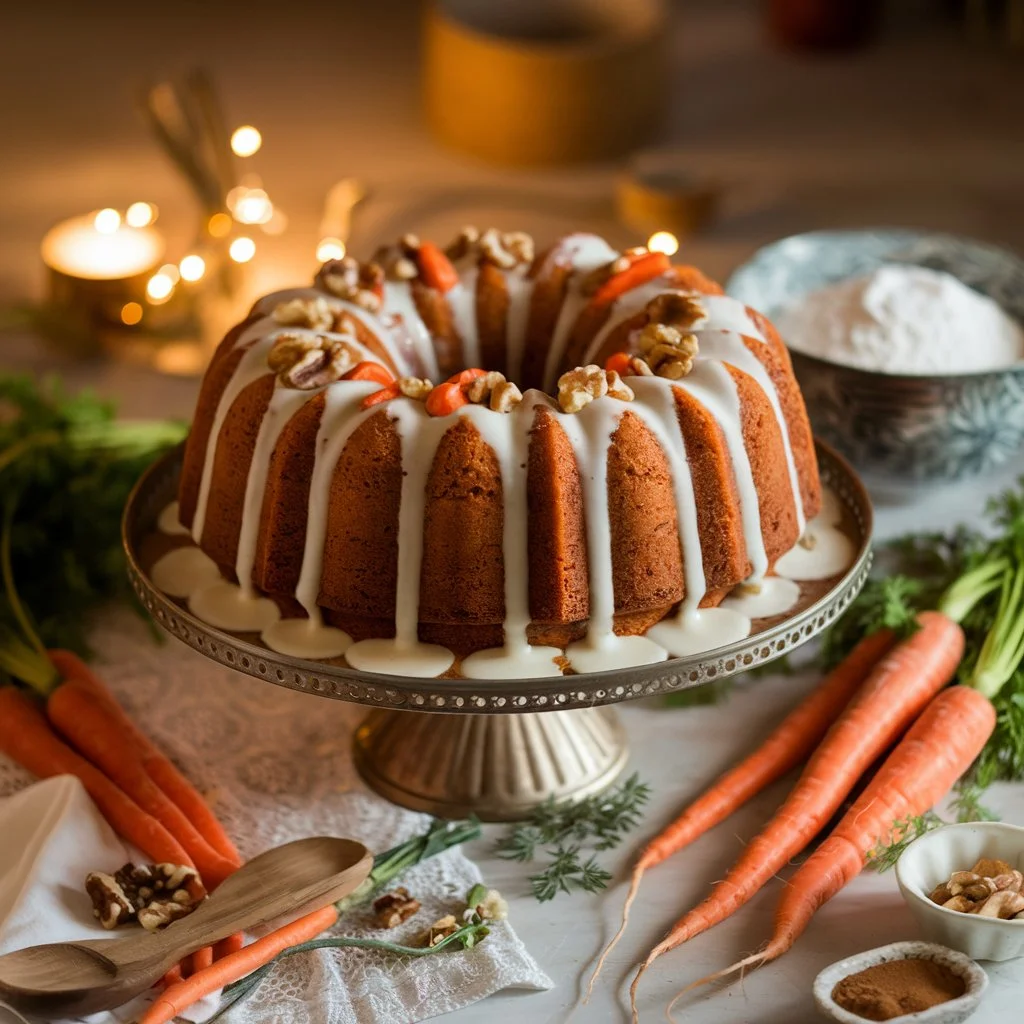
[123, 441, 872, 820]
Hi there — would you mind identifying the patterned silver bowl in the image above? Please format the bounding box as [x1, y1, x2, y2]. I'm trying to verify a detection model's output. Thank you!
[727, 230, 1024, 484]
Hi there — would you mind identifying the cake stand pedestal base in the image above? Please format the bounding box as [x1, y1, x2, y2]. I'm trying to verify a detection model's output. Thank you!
[352, 706, 629, 821]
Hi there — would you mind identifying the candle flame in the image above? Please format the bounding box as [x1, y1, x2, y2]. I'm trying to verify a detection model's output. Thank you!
[647, 231, 679, 256]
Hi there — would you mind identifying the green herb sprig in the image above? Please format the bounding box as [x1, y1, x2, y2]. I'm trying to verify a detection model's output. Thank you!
[495, 772, 650, 901]
[821, 480, 1024, 813]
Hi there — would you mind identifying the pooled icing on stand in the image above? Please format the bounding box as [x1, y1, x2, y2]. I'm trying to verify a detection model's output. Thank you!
[151, 546, 221, 598]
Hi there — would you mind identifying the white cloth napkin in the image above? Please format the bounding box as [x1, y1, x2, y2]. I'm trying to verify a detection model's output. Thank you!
[0, 611, 551, 1023]
[0, 775, 220, 1024]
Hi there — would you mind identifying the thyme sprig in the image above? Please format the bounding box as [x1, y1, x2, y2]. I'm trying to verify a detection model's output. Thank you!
[495, 773, 650, 901]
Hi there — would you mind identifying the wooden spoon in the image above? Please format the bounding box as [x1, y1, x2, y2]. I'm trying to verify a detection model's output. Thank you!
[0, 836, 372, 1019]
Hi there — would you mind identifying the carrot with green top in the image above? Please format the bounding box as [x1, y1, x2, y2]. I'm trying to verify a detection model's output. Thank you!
[667, 685, 996, 1018]
[586, 628, 897, 997]
[628, 610, 965, 1021]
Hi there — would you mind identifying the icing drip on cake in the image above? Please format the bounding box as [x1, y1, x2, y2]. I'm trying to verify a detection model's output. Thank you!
[157, 502, 189, 537]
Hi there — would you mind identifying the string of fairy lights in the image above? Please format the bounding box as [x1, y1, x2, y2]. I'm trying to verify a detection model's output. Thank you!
[95, 114, 679, 330]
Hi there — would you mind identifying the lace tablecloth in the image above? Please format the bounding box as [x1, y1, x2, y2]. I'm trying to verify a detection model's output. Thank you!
[0, 612, 551, 1023]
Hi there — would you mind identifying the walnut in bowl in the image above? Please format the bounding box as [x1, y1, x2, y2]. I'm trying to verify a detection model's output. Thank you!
[896, 822, 1024, 962]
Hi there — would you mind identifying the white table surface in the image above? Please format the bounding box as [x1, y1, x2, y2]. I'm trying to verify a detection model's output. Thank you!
[1, 2, 1022, 1021]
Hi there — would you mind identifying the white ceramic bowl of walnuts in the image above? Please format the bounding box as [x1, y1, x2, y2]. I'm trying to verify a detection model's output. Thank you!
[896, 822, 1024, 961]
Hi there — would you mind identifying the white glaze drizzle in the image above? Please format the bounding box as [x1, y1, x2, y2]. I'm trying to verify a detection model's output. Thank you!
[675, 360, 768, 580]
[447, 264, 481, 367]
[191, 326, 278, 542]
[503, 265, 535, 384]
[234, 386, 312, 596]
[157, 502, 189, 537]
[696, 329, 806, 536]
[625, 378, 706, 615]
[342, 398, 455, 677]
[382, 281, 440, 380]
[459, 396, 562, 680]
[540, 235, 620, 392]
[557, 396, 669, 672]
[293, 381, 380, 623]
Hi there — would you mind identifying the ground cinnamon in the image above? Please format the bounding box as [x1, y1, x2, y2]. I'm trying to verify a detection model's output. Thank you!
[832, 958, 965, 1021]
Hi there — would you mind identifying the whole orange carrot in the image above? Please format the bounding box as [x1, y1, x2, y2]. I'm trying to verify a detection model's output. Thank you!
[587, 628, 896, 996]
[629, 610, 964, 1021]
[0, 687, 193, 866]
[140, 906, 339, 1024]
[47, 650, 242, 865]
[670, 685, 996, 1014]
[47, 680, 237, 886]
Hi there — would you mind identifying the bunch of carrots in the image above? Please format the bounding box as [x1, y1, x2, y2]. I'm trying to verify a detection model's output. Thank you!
[0, 500, 244, 979]
[586, 526, 1024, 1020]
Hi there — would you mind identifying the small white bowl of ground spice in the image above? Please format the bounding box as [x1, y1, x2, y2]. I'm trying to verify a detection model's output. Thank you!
[813, 941, 987, 1023]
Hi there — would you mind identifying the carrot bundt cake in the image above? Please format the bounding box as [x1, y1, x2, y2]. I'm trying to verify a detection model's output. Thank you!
[165, 229, 825, 679]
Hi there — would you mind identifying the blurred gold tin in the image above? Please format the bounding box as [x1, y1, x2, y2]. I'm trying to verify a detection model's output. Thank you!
[617, 150, 722, 238]
[424, 0, 667, 167]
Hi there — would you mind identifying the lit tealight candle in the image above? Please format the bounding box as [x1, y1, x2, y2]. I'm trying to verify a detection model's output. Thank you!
[40, 210, 166, 338]
[42, 211, 164, 281]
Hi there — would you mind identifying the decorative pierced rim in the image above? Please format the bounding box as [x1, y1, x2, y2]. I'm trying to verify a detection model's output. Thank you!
[123, 441, 873, 714]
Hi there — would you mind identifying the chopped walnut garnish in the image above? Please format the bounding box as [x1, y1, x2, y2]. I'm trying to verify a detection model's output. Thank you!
[621, 355, 653, 377]
[397, 376, 434, 400]
[319, 257, 384, 312]
[465, 371, 523, 412]
[557, 365, 634, 414]
[372, 887, 421, 929]
[929, 859, 1024, 919]
[444, 225, 481, 261]
[636, 322, 699, 380]
[427, 913, 460, 947]
[644, 293, 707, 331]
[268, 333, 360, 389]
[86, 862, 207, 931]
[443, 226, 534, 268]
[479, 228, 534, 269]
[272, 296, 337, 332]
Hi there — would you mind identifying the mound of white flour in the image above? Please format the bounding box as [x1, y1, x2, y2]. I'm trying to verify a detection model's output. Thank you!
[777, 265, 1024, 374]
